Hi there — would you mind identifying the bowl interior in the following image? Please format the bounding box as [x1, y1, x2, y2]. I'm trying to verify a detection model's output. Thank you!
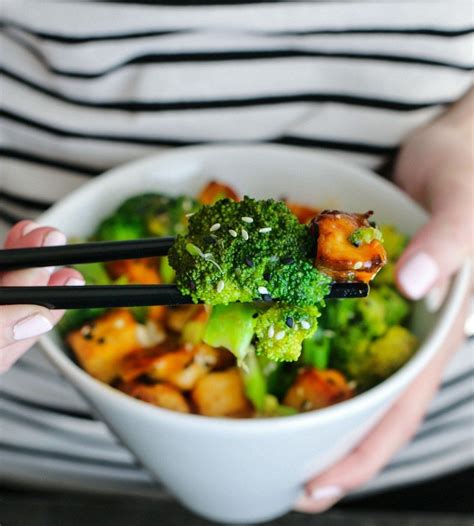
[39, 144, 448, 410]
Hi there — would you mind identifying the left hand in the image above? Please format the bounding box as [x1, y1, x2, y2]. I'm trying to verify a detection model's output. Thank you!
[295, 87, 473, 513]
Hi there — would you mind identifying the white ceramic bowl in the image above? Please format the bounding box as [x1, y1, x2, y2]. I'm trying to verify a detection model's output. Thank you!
[39, 145, 469, 523]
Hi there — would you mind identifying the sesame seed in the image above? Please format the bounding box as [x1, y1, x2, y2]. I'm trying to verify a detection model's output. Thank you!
[354, 261, 363, 270]
[300, 320, 311, 330]
[98, 337, 106, 344]
[263, 272, 272, 281]
[275, 331, 285, 341]
[285, 316, 294, 328]
[242, 229, 249, 240]
[229, 229, 238, 238]
[242, 217, 254, 223]
[252, 313, 259, 319]
[188, 279, 197, 291]
[268, 325, 275, 338]
[210, 223, 221, 232]
[244, 258, 254, 267]
[281, 256, 295, 265]
[259, 227, 272, 233]
[262, 294, 272, 302]
[258, 286, 269, 295]
[216, 280, 225, 293]
[186, 243, 203, 257]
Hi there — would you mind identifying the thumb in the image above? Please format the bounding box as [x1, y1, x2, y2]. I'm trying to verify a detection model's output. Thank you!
[396, 196, 472, 301]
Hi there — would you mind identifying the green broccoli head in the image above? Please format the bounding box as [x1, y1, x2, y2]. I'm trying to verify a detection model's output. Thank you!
[95, 193, 200, 241]
[254, 305, 320, 362]
[168, 196, 331, 306]
[332, 325, 417, 388]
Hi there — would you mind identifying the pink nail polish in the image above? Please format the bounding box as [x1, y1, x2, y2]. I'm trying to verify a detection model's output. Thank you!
[398, 252, 439, 300]
[310, 485, 343, 501]
[66, 277, 85, 286]
[12, 314, 53, 341]
[22, 222, 40, 236]
[43, 231, 66, 247]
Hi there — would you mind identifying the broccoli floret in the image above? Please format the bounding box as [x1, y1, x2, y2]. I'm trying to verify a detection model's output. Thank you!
[95, 193, 200, 241]
[332, 325, 417, 388]
[349, 226, 383, 247]
[302, 327, 332, 369]
[254, 305, 320, 362]
[203, 303, 258, 363]
[369, 326, 418, 380]
[169, 196, 331, 306]
[242, 348, 297, 416]
[379, 225, 408, 261]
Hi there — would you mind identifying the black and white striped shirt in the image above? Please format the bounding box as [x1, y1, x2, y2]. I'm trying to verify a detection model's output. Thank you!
[0, 0, 472, 497]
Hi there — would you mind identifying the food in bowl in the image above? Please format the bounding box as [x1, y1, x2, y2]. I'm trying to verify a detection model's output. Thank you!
[58, 181, 417, 417]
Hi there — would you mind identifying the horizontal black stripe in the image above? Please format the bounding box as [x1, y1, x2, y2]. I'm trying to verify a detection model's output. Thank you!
[441, 369, 474, 390]
[9, 37, 473, 78]
[386, 439, 474, 471]
[0, 406, 118, 450]
[0, 441, 138, 470]
[0, 108, 197, 146]
[275, 136, 397, 156]
[0, 189, 52, 210]
[0, 208, 21, 225]
[414, 417, 474, 443]
[425, 394, 474, 423]
[0, 146, 102, 176]
[2, 19, 473, 43]
[0, 390, 93, 420]
[0, 107, 396, 156]
[2, 66, 450, 113]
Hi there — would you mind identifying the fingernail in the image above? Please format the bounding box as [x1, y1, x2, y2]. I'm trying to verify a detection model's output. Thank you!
[310, 485, 344, 501]
[425, 283, 448, 313]
[22, 222, 40, 236]
[66, 277, 85, 286]
[43, 231, 66, 247]
[398, 252, 439, 300]
[13, 314, 53, 341]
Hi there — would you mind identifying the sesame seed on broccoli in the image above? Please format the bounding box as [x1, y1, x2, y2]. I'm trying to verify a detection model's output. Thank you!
[168, 196, 331, 306]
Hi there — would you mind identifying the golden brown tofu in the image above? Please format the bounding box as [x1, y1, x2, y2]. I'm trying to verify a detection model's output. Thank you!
[106, 257, 160, 284]
[198, 181, 240, 205]
[191, 368, 252, 417]
[313, 210, 387, 283]
[284, 368, 354, 412]
[67, 309, 141, 383]
[120, 343, 234, 391]
[123, 382, 190, 413]
[166, 305, 208, 333]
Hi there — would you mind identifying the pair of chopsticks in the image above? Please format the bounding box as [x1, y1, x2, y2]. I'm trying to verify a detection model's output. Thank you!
[0, 238, 368, 309]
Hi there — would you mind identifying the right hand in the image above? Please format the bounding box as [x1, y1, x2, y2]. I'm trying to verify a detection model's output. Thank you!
[0, 220, 84, 373]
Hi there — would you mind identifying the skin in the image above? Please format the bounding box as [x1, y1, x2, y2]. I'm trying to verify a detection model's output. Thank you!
[0, 88, 472, 506]
[295, 85, 473, 512]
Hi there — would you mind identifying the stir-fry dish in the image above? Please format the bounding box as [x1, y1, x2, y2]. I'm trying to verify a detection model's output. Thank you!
[58, 181, 417, 417]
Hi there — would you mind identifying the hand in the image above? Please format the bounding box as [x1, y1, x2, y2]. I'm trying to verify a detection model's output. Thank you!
[0, 221, 84, 373]
[295, 86, 473, 513]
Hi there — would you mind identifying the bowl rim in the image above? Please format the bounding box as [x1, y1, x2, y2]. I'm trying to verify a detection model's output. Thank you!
[39, 144, 471, 434]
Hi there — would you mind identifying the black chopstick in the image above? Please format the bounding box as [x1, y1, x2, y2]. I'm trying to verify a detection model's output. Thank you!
[0, 238, 174, 272]
[0, 282, 368, 309]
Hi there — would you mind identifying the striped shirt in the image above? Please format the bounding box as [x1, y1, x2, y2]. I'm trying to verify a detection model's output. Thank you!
[0, 0, 473, 498]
